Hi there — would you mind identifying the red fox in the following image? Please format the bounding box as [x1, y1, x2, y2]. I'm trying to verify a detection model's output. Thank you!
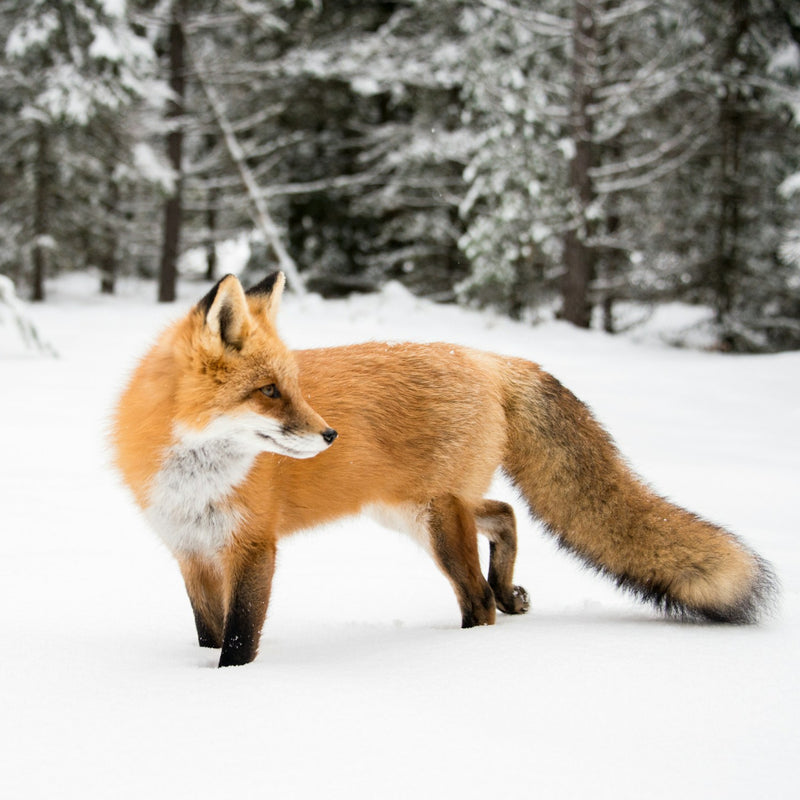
[112, 272, 776, 666]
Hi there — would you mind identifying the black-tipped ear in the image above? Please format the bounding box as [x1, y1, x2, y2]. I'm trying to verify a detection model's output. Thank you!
[199, 274, 251, 350]
[196, 274, 234, 317]
[246, 271, 282, 298]
[246, 271, 285, 323]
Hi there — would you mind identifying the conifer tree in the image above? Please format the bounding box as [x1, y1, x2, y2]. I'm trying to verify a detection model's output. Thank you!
[0, 0, 154, 299]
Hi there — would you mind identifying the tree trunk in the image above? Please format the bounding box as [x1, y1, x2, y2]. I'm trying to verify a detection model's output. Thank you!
[31, 121, 49, 302]
[205, 189, 218, 282]
[713, 91, 742, 329]
[205, 207, 218, 282]
[561, 0, 597, 328]
[158, 0, 186, 303]
[100, 163, 120, 295]
[712, 6, 748, 344]
[203, 134, 218, 281]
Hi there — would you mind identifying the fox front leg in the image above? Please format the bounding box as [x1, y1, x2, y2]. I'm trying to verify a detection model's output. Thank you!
[179, 555, 226, 648]
[218, 542, 277, 667]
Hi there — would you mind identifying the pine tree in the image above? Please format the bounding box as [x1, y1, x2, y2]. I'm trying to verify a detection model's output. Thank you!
[250, 0, 473, 296]
[459, 0, 711, 326]
[0, 0, 155, 300]
[458, 0, 571, 318]
[631, 0, 800, 350]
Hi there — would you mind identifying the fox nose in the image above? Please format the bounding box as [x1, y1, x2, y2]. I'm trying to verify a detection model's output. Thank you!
[322, 428, 338, 445]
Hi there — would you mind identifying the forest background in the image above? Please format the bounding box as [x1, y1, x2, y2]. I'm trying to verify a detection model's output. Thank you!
[2, 0, 799, 353]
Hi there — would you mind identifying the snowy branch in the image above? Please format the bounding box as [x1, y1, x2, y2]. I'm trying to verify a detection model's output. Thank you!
[0, 275, 57, 357]
[189, 48, 306, 292]
[597, 0, 660, 26]
[589, 120, 705, 180]
[594, 129, 710, 194]
[224, 1, 288, 35]
[475, 0, 570, 38]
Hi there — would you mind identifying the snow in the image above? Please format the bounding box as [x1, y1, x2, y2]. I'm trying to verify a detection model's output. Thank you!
[0, 275, 57, 357]
[2, 272, 799, 799]
[351, 76, 381, 96]
[132, 142, 176, 193]
[100, 0, 128, 19]
[89, 26, 124, 63]
[778, 170, 800, 198]
[180, 234, 252, 278]
[4, 11, 59, 59]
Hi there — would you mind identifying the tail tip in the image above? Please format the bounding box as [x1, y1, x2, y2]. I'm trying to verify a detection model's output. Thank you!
[690, 554, 779, 625]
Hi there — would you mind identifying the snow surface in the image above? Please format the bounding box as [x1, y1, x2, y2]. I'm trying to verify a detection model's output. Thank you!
[2, 273, 799, 799]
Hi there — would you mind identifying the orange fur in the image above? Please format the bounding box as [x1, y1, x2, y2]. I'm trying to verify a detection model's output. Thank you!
[111, 273, 776, 667]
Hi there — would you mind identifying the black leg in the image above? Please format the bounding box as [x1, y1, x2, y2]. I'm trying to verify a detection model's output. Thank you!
[218, 543, 276, 668]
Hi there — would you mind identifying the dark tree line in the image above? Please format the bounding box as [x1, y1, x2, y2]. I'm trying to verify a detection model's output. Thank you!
[1, 0, 798, 351]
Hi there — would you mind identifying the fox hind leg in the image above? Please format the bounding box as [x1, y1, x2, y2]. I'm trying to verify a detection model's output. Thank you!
[474, 499, 530, 615]
[178, 555, 226, 648]
[428, 495, 496, 628]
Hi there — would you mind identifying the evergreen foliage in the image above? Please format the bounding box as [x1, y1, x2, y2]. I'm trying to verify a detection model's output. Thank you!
[0, 0, 797, 350]
[0, 0, 156, 299]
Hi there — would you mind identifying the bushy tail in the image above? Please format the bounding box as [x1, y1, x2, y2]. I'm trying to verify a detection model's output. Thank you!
[501, 364, 777, 623]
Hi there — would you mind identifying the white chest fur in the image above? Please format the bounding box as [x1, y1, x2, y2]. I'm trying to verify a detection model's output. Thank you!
[145, 425, 259, 555]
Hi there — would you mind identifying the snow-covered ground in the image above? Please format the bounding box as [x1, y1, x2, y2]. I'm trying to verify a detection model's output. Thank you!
[2, 273, 798, 799]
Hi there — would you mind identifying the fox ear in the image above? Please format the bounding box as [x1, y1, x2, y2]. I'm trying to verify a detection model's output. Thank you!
[246, 271, 285, 323]
[197, 274, 251, 350]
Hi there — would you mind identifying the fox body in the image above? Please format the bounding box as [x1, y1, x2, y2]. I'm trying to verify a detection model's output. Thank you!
[112, 272, 776, 666]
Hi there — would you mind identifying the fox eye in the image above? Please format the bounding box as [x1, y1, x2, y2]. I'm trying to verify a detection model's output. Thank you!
[260, 383, 281, 399]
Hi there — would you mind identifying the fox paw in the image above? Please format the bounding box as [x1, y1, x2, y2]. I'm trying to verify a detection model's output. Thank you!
[497, 585, 530, 615]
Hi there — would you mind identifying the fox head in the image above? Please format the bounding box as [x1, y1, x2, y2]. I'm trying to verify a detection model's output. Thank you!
[171, 271, 336, 460]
